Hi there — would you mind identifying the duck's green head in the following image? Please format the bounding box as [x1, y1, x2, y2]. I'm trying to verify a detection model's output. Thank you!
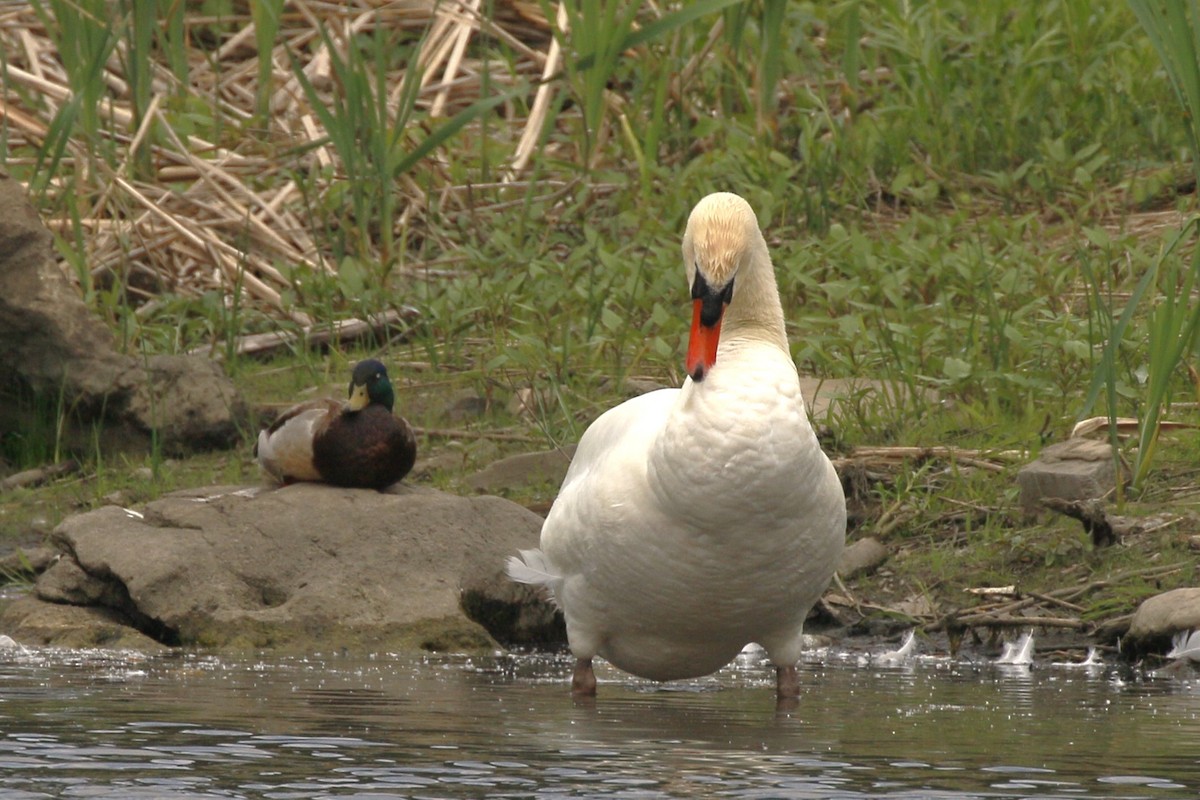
[346, 359, 395, 412]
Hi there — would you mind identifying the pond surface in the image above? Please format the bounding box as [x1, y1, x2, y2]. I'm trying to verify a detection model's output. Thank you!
[1, 640, 1199, 799]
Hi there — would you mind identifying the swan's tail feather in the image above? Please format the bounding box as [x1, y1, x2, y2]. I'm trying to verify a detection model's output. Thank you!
[505, 549, 563, 607]
[1168, 628, 1200, 662]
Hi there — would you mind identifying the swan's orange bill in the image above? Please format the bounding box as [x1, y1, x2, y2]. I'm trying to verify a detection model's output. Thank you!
[686, 298, 723, 382]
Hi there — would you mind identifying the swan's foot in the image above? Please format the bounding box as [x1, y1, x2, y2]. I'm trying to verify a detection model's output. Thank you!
[775, 664, 800, 699]
[571, 657, 597, 696]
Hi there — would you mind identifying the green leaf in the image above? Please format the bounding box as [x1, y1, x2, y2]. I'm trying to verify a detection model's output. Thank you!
[943, 356, 972, 380]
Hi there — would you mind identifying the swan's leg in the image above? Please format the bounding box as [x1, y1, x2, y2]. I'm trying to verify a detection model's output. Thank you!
[571, 657, 597, 696]
[776, 664, 800, 699]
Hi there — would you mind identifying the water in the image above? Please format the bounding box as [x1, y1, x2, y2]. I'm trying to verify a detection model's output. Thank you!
[1, 642, 1199, 799]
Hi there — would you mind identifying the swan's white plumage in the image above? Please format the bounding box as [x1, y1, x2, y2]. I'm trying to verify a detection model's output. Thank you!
[1168, 629, 1200, 662]
[508, 192, 846, 684]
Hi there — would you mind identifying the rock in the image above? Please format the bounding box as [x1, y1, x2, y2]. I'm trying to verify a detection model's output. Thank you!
[459, 538, 565, 649]
[0, 595, 165, 650]
[444, 393, 489, 422]
[1, 483, 550, 652]
[838, 537, 888, 578]
[1124, 587, 1200, 658]
[468, 446, 576, 494]
[0, 170, 246, 454]
[0, 546, 57, 578]
[1016, 439, 1125, 518]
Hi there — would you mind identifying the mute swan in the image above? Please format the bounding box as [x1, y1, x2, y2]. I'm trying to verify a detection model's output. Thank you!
[507, 192, 846, 698]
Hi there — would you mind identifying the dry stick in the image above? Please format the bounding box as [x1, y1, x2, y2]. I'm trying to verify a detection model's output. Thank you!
[0, 96, 49, 138]
[17, 27, 43, 79]
[841, 445, 1026, 463]
[472, 6, 547, 64]
[272, 0, 350, 109]
[506, 1, 567, 181]
[1025, 591, 1087, 613]
[1052, 563, 1189, 603]
[931, 562, 1193, 633]
[112, 175, 308, 324]
[301, 114, 334, 169]
[5, 63, 248, 165]
[189, 309, 417, 359]
[153, 108, 324, 277]
[951, 614, 1088, 630]
[93, 231, 178, 281]
[262, 181, 321, 264]
[430, 0, 482, 118]
[416, 5, 462, 93]
[88, 92, 164, 254]
[214, 16, 258, 60]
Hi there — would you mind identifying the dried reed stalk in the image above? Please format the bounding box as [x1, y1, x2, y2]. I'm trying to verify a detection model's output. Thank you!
[0, 1, 570, 326]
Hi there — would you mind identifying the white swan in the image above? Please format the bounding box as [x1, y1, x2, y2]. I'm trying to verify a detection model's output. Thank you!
[507, 192, 846, 698]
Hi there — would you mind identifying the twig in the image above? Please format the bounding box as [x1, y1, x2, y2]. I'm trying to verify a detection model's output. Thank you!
[188, 308, 419, 359]
[948, 614, 1088, 630]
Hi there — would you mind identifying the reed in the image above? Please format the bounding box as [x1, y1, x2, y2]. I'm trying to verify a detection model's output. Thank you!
[0, 0, 1193, 477]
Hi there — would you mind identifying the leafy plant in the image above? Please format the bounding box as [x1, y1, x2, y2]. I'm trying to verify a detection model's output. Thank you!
[1082, 1, 1200, 490]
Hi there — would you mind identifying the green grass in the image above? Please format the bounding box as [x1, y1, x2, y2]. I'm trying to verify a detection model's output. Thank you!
[3, 0, 1200, 627]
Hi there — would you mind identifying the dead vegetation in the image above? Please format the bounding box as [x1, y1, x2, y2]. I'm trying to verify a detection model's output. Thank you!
[0, 1, 568, 317]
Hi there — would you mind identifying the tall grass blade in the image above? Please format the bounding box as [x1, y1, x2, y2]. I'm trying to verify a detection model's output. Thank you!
[251, 0, 286, 120]
[1115, 2, 1200, 486]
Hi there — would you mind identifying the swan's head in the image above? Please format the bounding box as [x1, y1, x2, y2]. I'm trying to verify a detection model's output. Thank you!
[681, 192, 760, 382]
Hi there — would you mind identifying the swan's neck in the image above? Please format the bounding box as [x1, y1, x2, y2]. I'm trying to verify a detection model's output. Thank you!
[721, 238, 788, 352]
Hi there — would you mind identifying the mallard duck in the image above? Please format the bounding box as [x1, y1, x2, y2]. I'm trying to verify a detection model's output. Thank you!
[507, 193, 846, 699]
[255, 359, 417, 490]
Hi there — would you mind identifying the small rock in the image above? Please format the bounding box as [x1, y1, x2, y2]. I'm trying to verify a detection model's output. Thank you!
[410, 449, 467, 480]
[837, 537, 888, 579]
[0, 595, 165, 650]
[468, 446, 576, 494]
[0, 546, 57, 578]
[444, 393, 488, 422]
[459, 545, 565, 649]
[1016, 439, 1125, 518]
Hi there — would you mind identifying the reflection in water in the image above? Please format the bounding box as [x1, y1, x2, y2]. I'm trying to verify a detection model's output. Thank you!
[0, 645, 1198, 798]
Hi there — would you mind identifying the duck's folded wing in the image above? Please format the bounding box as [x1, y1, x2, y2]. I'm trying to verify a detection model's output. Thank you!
[256, 400, 341, 482]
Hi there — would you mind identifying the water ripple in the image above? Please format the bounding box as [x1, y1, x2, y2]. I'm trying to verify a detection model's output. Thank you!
[0, 650, 1198, 798]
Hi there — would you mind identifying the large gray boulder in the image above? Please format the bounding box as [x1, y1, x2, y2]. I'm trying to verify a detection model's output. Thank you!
[1124, 587, 1200, 659]
[1, 483, 561, 652]
[0, 170, 245, 454]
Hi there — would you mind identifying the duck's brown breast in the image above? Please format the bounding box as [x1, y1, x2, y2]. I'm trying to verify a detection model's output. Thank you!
[312, 406, 417, 490]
